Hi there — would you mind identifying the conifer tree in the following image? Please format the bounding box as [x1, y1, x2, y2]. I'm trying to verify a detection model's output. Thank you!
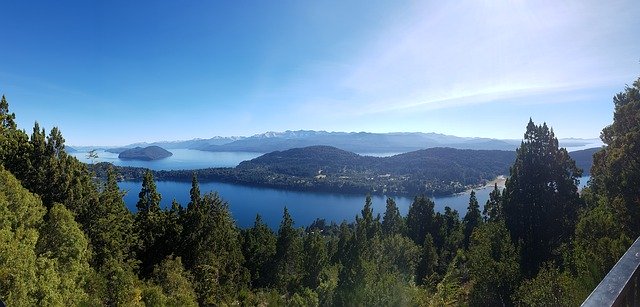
[188, 173, 201, 209]
[274, 207, 303, 294]
[591, 77, 640, 236]
[462, 190, 482, 249]
[382, 197, 405, 236]
[503, 119, 582, 277]
[135, 170, 166, 277]
[406, 195, 435, 246]
[483, 183, 503, 222]
[302, 231, 328, 289]
[242, 214, 277, 289]
[416, 233, 438, 285]
[87, 167, 136, 269]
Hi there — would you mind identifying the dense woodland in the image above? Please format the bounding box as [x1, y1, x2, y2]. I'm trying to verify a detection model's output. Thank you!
[0, 77, 639, 306]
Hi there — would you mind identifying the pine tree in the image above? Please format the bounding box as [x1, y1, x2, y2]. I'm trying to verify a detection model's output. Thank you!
[274, 207, 303, 294]
[188, 173, 201, 209]
[135, 170, 166, 277]
[462, 190, 482, 249]
[406, 195, 435, 246]
[0, 95, 16, 130]
[503, 119, 582, 277]
[591, 77, 640, 236]
[87, 167, 136, 269]
[416, 233, 438, 285]
[483, 183, 503, 222]
[242, 214, 277, 289]
[468, 221, 520, 307]
[182, 192, 247, 305]
[302, 231, 328, 289]
[382, 197, 405, 236]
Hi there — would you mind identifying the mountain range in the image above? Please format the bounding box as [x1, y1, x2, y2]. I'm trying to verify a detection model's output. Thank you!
[79, 130, 601, 153]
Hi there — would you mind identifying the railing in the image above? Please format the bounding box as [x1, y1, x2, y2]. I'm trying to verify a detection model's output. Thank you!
[582, 236, 640, 306]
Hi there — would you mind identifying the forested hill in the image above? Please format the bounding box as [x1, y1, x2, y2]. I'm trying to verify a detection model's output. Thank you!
[569, 147, 603, 175]
[94, 146, 516, 196]
[238, 145, 516, 185]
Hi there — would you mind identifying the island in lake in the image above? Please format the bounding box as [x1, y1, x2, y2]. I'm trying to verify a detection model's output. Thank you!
[118, 146, 173, 161]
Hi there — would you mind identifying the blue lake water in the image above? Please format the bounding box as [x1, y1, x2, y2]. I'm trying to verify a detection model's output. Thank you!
[70, 149, 263, 170]
[118, 175, 591, 229]
[118, 180, 496, 229]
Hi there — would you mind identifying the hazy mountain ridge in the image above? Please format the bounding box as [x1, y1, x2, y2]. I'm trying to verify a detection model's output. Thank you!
[72, 130, 602, 153]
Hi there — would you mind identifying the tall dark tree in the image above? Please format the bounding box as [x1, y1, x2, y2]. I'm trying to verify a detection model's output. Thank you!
[590, 77, 640, 236]
[135, 170, 166, 277]
[354, 195, 381, 249]
[87, 167, 137, 269]
[274, 207, 303, 293]
[182, 192, 247, 305]
[188, 173, 201, 209]
[242, 214, 277, 289]
[503, 119, 582, 277]
[302, 231, 328, 289]
[468, 221, 520, 307]
[483, 183, 503, 222]
[0, 95, 17, 130]
[406, 195, 435, 246]
[462, 191, 482, 249]
[433, 207, 462, 274]
[382, 197, 405, 236]
[416, 233, 438, 285]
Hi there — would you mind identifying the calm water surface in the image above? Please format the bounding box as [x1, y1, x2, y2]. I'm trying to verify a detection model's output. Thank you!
[118, 180, 526, 229]
[71, 149, 262, 170]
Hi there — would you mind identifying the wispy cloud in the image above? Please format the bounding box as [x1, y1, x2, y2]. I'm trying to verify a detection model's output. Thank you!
[292, 0, 639, 117]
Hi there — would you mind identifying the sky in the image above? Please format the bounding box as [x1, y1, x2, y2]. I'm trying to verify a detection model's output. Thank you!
[0, 0, 638, 146]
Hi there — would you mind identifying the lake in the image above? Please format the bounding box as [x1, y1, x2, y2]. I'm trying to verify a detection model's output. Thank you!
[118, 181, 484, 228]
[118, 175, 590, 229]
[70, 149, 263, 170]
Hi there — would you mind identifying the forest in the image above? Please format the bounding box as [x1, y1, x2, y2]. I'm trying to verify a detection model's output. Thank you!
[0, 76, 639, 306]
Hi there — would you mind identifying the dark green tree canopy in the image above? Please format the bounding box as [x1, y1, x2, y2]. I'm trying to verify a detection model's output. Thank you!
[591, 77, 640, 236]
[503, 119, 582, 277]
[463, 190, 482, 249]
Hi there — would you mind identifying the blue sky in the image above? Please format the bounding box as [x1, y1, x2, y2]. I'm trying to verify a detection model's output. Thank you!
[1, 1, 638, 146]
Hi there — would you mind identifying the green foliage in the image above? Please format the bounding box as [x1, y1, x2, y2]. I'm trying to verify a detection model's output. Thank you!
[274, 207, 303, 294]
[483, 183, 503, 222]
[302, 231, 328, 289]
[433, 207, 463, 275]
[382, 197, 406, 236]
[182, 191, 247, 305]
[503, 119, 582, 277]
[406, 195, 435, 246]
[591, 77, 640, 236]
[86, 167, 137, 268]
[573, 196, 631, 296]
[0, 168, 91, 306]
[242, 214, 277, 289]
[416, 233, 438, 286]
[0, 166, 46, 305]
[513, 263, 582, 307]
[467, 221, 519, 307]
[150, 256, 198, 307]
[135, 170, 167, 276]
[462, 191, 482, 249]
